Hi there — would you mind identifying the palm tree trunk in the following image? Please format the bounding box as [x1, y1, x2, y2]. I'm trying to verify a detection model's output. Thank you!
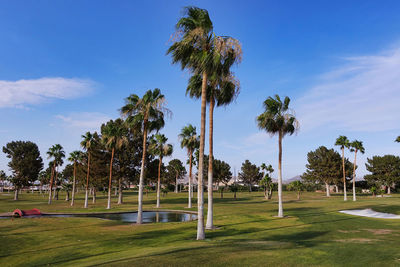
[352, 150, 357, 201]
[325, 182, 330, 197]
[156, 156, 162, 208]
[54, 167, 60, 200]
[92, 188, 96, 204]
[297, 191, 300, 200]
[118, 178, 123, 204]
[335, 185, 339, 193]
[268, 188, 273, 200]
[137, 119, 148, 224]
[188, 151, 193, 208]
[14, 188, 18, 200]
[71, 162, 76, 206]
[342, 147, 347, 201]
[107, 148, 114, 209]
[387, 186, 391, 194]
[277, 131, 283, 217]
[197, 71, 207, 240]
[84, 152, 91, 208]
[48, 162, 56, 204]
[206, 97, 215, 230]
[65, 191, 69, 201]
[175, 173, 178, 193]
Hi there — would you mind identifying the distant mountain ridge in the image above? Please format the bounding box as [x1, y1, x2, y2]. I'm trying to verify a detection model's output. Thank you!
[283, 175, 302, 184]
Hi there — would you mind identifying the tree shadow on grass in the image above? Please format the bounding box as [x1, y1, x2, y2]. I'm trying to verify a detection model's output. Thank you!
[0, 224, 194, 258]
[93, 230, 329, 266]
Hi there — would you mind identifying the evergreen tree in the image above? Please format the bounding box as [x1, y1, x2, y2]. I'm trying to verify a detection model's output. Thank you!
[2, 141, 43, 200]
[238, 160, 263, 191]
[365, 155, 400, 194]
[302, 146, 353, 197]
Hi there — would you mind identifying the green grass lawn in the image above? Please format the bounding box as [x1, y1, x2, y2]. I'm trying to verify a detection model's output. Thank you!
[1, 190, 400, 266]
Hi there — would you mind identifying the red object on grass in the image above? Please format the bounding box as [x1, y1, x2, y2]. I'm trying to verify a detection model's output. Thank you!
[12, 208, 41, 217]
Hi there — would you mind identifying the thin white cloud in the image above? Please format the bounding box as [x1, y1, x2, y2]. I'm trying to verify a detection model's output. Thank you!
[0, 77, 94, 108]
[55, 112, 111, 132]
[297, 48, 400, 132]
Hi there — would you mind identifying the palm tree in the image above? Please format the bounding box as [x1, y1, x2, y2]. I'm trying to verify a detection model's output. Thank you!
[179, 124, 200, 208]
[395, 136, 400, 142]
[120, 88, 168, 224]
[149, 134, 173, 208]
[349, 140, 365, 201]
[256, 95, 299, 217]
[47, 144, 65, 204]
[168, 7, 214, 240]
[80, 132, 96, 208]
[260, 163, 274, 178]
[68, 150, 82, 206]
[335, 135, 350, 201]
[260, 163, 274, 199]
[287, 181, 304, 200]
[101, 119, 129, 209]
[168, 6, 242, 239]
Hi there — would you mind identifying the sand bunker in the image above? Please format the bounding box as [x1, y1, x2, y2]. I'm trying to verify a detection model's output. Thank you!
[339, 209, 400, 219]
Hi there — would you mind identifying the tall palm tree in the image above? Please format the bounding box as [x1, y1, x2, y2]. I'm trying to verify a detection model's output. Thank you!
[335, 135, 350, 201]
[47, 144, 65, 204]
[101, 119, 129, 210]
[395, 136, 400, 142]
[256, 95, 299, 217]
[168, 6, 242, 239]
[120, 88, 168, 224]
[80, 132, 96, 208]
[68, 150, 82, 206]
[149, 134, 173, 208]
[168, 7, 213, 240]
[349, 140, 365, 201]
[179, 124, 200, 208]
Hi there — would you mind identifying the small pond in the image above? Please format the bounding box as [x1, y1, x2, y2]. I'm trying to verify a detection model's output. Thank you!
[0, 211, 197, 223]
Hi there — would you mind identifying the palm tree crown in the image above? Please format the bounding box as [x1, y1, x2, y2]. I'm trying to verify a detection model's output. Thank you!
[47, 144, 65, 166]
[179, 124, 200, 155]
[335, 135, 350, 149]
[350, 140, 365, 154]
[256, 95, 299, 136]
[68, 150, 82, 163]
[395, 136, 400, 143]
[120, 88, 168, 132]
[260, 163, 274, 175]
[150, 134, 173, 159]
[101, 119, 129, 151]
[80, 132, 97, 152]
[167, 7, 214, 74]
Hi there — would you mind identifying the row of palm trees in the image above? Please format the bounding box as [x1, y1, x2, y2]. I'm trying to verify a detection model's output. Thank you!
[335, 136, 365, 201]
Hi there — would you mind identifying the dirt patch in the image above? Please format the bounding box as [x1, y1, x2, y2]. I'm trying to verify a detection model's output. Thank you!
[338, 230, 360, 233]
[364, 229, 397, 235]
[335, 238, 378, 243]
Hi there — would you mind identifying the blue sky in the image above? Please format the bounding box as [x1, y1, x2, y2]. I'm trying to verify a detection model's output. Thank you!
[1, 0, 400, 179]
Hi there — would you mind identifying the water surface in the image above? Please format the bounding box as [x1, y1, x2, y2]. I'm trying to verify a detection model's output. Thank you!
[0, 211, 197, 223]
